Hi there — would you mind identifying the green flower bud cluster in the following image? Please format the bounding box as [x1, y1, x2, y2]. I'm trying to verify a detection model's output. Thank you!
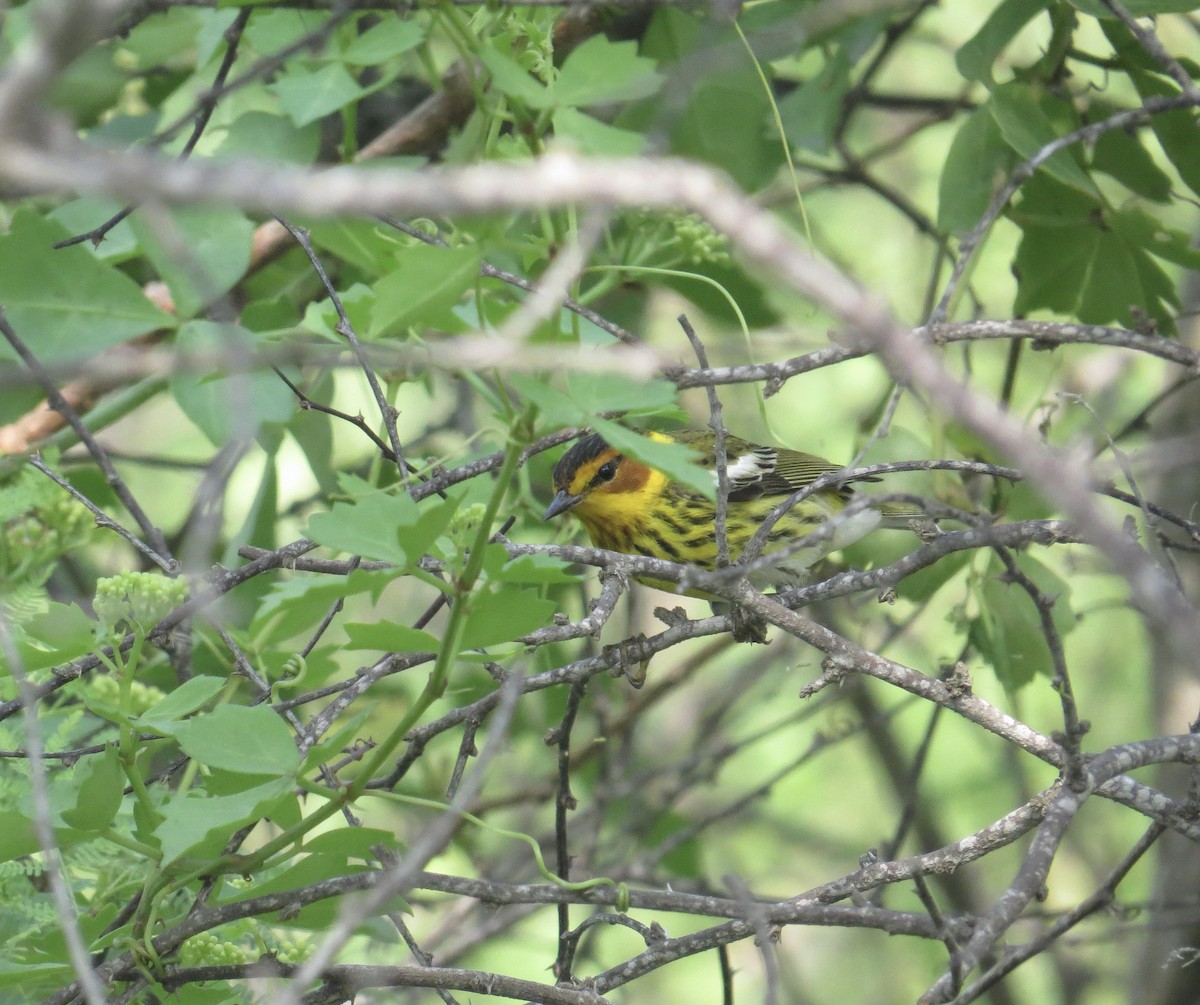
[447, 501, 487, 543]
[178, 932, 247, 968]
[271, 935, 313, 966]
[0, 464, 95, 590]
[93, 573, 189, 634]
[667, 212, 730, 264]
[85, 673, 165, 715]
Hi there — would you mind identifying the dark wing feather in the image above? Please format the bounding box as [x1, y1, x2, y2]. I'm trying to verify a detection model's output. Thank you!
[756, 449, 853, 499]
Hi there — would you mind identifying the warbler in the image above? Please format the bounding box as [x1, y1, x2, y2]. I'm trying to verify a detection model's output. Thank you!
[543, 428, 924, 599]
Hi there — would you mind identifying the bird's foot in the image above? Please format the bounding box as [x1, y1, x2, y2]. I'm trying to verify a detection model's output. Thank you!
[710, 601, 769, 644]
[602, 635, 650, 688]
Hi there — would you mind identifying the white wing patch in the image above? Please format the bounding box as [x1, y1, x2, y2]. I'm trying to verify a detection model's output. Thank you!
[717, 447, 777, 491]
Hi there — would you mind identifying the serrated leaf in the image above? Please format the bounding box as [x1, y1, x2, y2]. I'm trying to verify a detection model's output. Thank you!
[567, 374, 680, 417]
[1013, 177, 1179, 332]
[553, 107, 646, 156]
[1090, 124, 1172, 203]
[155, 777, 292, 863]
[251, 569, 400, 642]
[508, 373, 586, 428]
[341, 19, 423, 65]
[369, 244, 483, 338]
[478, 48, 550, 108]
[213, 109, 321, 164]
[1126, 68, 1200, 200]
[271, 64, 366, 127]
[0, 209, 174, 363]
[130, 206, 254, 318]
[987, 82, 1097, 196]
[307, 492, 459, 567]
[15, 603, 95, 671]
[304, 826, 400, 859]
[170, 321, 295, 445]
[459, 588, 557, 650]
[344, 622, 440, 653]
[502, 553, 584, 584]
[309, 219, 401, 274]
[137, 676, 226, 729]
[554, 37, 663, 107]
[160, 704, 299, 776]
[60, 745, 123, 831]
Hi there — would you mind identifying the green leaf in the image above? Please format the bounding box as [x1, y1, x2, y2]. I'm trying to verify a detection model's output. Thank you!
[301, 282, 376, 342]
[155, 777, 293, 863]
[591, 419, 715, 500]
[775, 51, 851, 155]
[341, 19, 424, 65]
[553, 107, 646, 156]
[170, 321, 295, 445]
[956, 0, 1049, 83]
[136, 676, 226, 729]
[0, 209, 175, 363]
[1070, 0, 1200, 14]
[15, 603, 95, 672]
[250, 569, 400, 643]
[60, 745, 122, 831]
[216, 852, 377, 929]
[1108, 208, 1200, 272]
[478, 48, 550, 108]
[567, 374, 680, 417]
[1013, 177, 1178, 332]
[160, 704, 299, 776]
[344, 622, 440, 653]
[307, 494, 408, 565]
[987, 82, 1097, 196]
[271, 64, 366, 127]
[130, 206, 254, 319]
[896, 548, 973, 604]
[508, 373, 586, 428]
[459, 588, 557, 649]
[672, 70, 777, 191]
[304, 826, 400, 859]
[938, 106, 1015, 233]
[309, 219, 401, 274]
[1126, 68, 1200, 200]
[48, 197, 138, 262]
[0, 812, 39, 862]
[369, 244, 483, 338]
[501, 553, 584, 584]
[1089, 120, 1172, 203]
[554, 37, 663, 107]
[970, 554, 1074, 691]
[306, 492, 458, 566]
[212, 110, 321, 164]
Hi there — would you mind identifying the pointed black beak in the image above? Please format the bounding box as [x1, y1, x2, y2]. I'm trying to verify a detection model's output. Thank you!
[543, 490, 581, 520]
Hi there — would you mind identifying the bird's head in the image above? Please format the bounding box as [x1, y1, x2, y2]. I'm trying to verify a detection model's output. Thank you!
[543, 433, 655, 522]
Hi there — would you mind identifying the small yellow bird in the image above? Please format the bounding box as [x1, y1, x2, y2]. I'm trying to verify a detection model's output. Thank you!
[544, 428, 922, 598]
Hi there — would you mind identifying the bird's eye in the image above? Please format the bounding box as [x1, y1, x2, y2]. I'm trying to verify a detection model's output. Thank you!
[597, 460, 618, 482]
